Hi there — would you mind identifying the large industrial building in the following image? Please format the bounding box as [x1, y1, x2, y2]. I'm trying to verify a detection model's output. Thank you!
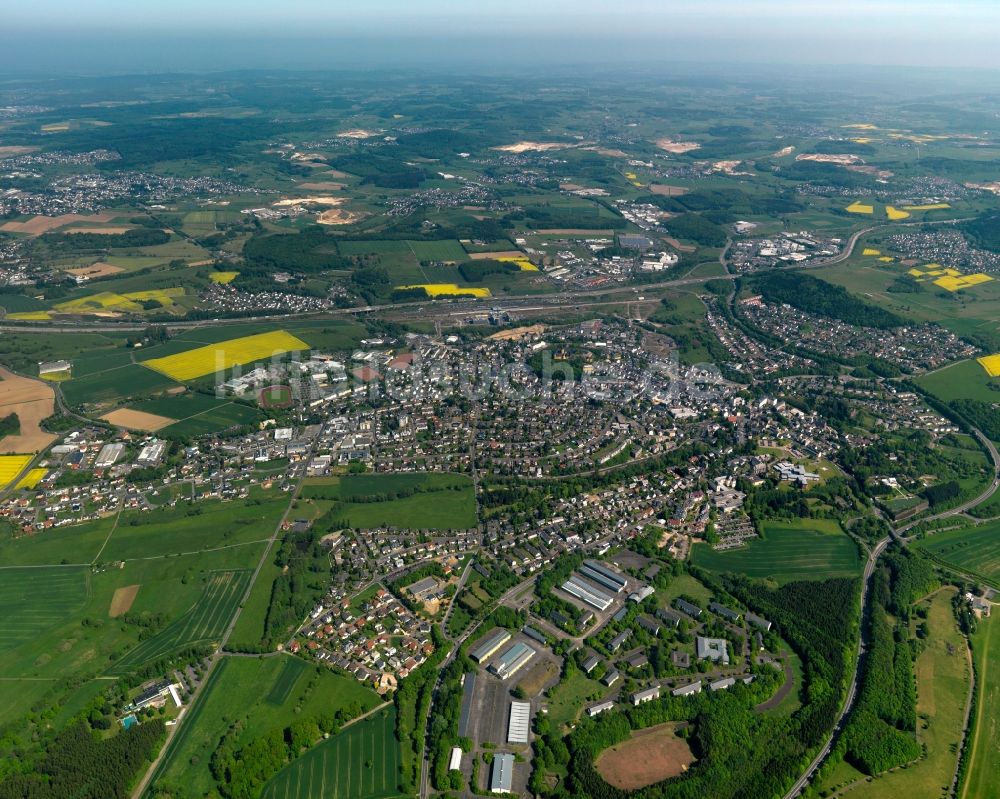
[560, 575, 614, 611]
[579, 560, 628, 593]
[507, 700, 531, 744]
[490, 753, 515, 794]
[470, 628, 512, 663]
[489, 642, 536, 680]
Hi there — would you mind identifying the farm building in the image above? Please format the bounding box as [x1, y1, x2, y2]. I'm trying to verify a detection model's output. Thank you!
[490, 753, 515, 794]
[561, 575, 614, 611]
[489, 642, 536, 680]
[38, 360, 71, 376]
[507, 700, 531, 744]
[470, 629, 512, 663]
[631, 686, 660, 705]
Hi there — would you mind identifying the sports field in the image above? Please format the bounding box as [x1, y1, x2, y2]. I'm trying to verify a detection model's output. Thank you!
[595, 722, 694, 790]
[692, 519, 861, 582]
[141, 330, 310, 381]
[261, 707, 401, 799]
[108, 570, 251, 673]
[963, 612, 1000, 799]
[914, 522, 1000, 582]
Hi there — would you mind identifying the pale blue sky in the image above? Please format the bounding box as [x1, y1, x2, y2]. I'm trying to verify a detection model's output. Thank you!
[3, 0, 1000, 73]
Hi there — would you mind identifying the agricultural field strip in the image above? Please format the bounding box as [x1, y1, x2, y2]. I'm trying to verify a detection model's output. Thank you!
[0, 567, 88, 647]
[109, 570, 250, 672]
[141, 331, 310, 381]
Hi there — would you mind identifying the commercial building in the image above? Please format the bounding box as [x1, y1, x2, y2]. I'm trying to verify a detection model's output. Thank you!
[470, 629, 512, 664]
[95, 442, 125, 469]
[489, 642, 536, 680]
[490, 753, 515, 794]
[507, 700, 531, 744]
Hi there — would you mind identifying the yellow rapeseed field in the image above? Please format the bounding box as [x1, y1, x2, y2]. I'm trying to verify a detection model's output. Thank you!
[497, 257, 539, 272]
[0, 455, 34, 489]
[934, 273, 993, 292]
[903, 203, 951, 211]
[54, 291, 142, 313]
[142, 330, 310, 381]
[210, 271, 239, 284]
[7, 311, 52, 320]
[862, 248, 881, 256]
[977, 354, 1000, 378]
[846, 201, 874, 215]
[397, 284, 491, 298]
[15, 468, 47, 490]
[124, 288, 185, 303]
[886, 206, 910, 221]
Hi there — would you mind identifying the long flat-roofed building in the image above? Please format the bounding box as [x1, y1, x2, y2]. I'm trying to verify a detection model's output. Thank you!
[507, 700, 531, 743]
[490, 752, 515, 794]
[490, 642, 536, 680]
[580, 560, 628, 593]
[561, 575, 614, 611]
[470, 628, 512, 664]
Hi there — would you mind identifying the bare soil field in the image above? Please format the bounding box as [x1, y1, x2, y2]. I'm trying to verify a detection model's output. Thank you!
[298, 182, 346, 191]
[109, 584, 141, 617]
[655, 139, 701, 154]
[66, 262, 125, 279]
[337, 129, 379, 139]
[100, 408, 176, 432]
[489, 324, 546, 341]
[0, 212, 116, 236]
[516, 659, 560, 697]
[273, 196, 343, 207]
[324, 169, 353, 179]
[595, 723, 694, 789]
[583, 146, 629, 157]
[664, 237, 697, 253]
[317, 209, 364, 225]
[0, 146, 39, 158]
[649, 184, 689, 196]
[469, 250, 526, 260]
[494, 141, 573, 153]
[0, 367, 57, 454]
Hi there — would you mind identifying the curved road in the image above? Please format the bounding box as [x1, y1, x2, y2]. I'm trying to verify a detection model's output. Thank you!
[784, 423, 1000, 798]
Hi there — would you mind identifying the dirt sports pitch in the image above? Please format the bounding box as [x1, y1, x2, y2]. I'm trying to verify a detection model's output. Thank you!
[0, 367, 58, 453]
[100, 408, 177, 432]
[594, 722, 695, 790]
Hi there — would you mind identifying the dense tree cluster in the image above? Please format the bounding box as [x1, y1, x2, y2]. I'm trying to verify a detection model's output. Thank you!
[0, 719, 164, 799]
[751, 272, 905, 329]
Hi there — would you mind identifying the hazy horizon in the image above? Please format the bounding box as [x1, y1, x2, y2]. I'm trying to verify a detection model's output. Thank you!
[2, 0, 1000, 76]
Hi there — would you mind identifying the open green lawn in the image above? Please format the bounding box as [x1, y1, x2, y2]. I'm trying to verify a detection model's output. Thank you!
[100, 491, 287, 562]
[127, 393, 262, 436]
[149, 655, 382, 797]
[227, 539, 282, 651]
[963, 611, 1000, 799]
[691, 518, 861, 583]
[915, 522, 1000, 583]
[260, 706, 401, 799]
[547, 668, 608, 729]
[0, 517, 115, 566]
[301, 472, 478, 530]
[916, 359, 1000, 404]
